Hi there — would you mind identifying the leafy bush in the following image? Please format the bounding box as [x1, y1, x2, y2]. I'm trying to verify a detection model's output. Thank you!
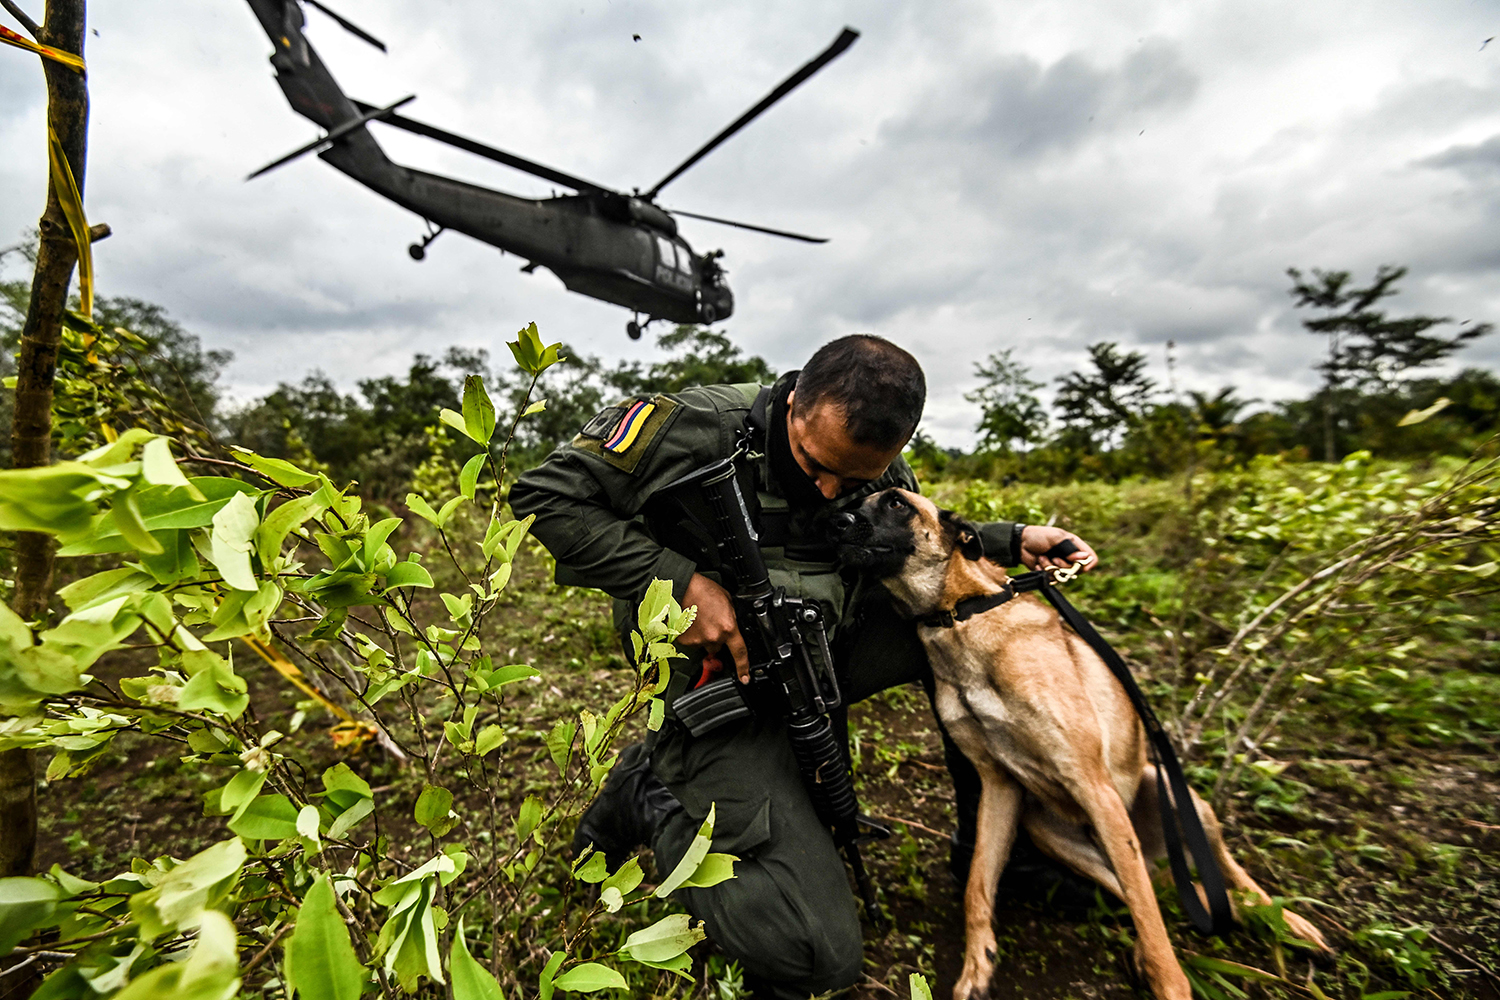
[0, 325, 744, 999]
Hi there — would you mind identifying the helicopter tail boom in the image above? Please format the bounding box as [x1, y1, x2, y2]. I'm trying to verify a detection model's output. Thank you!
[244, 0, 392, 163]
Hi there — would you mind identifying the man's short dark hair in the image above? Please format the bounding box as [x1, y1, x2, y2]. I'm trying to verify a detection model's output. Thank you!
[796, 335, 925, 448]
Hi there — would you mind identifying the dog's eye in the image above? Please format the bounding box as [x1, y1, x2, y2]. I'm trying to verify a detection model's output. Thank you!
[886, 494, 905, 509]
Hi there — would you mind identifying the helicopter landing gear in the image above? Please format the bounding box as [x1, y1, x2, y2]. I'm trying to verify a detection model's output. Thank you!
[626, 317, 642, 340]
[408, 221, 444, 261]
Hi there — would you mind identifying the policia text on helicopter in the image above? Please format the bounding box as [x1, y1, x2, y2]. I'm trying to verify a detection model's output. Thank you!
[509, 336, 1099, 999]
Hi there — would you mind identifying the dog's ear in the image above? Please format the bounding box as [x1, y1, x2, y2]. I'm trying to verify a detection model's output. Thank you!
[940, 509, 986, 561]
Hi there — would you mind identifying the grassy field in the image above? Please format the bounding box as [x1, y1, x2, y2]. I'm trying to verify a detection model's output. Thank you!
[27, 461, 1500, 1000]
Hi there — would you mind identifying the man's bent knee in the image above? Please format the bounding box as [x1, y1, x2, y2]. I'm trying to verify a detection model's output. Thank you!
[672, 859, 862, 995]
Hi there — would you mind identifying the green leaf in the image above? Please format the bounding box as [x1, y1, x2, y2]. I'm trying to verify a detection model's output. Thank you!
[679, 852, 736, 889]
[322, 761, 373, 801]
[113, 487, 165, 555]
[450, 918, 504, 1000]
[1183, 955, 1285, 983]
[56, 567, 154, 613]
[508, 323, 543, 373]
[545, 720, 576, 774]
[909, 973, 934, 1000]
[573, 851, 608, 884]
[474, 724, 507, 757]
[406, 492, 442, 526]
[630, 953, 692, 979]
[438, 495, 465, 526]
[538, 952, 567, 1000]
[600, 856, 643, 897]
[375, 879, 444, 991]
[441, 592, 474, 621]
[129, 838, 246, 938]
[217, 769, 268, 820]
[415, 784, 457, 836]
[439, 408, 470, 439]
[655, 804, 715, 897]
[647, 698, 665, 732]
[364, 517, 403, 567]
[551, 963, 627, 993]
[620, 913, 705, 964]
[141, 437, 206, 499]
[462, 375, 498, 444]
[460, 453, 487, 500]
[515, 794, 543, 843]
[228, 793, 302, 841]
[0, 877, 61, 954]
[384, 559, 434, 591]
[257, 493, 326, 567]
[210, 491, 260, 591]
[523, 398, 547, 417]
[231, 446, 320, 487]
[113, 910, 242, 1000]
[285, 872, 364, 1000]
[178, 656, 249, 719]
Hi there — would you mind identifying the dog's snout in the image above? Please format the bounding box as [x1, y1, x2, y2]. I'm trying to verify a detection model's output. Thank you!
[828, 511, 864, 540]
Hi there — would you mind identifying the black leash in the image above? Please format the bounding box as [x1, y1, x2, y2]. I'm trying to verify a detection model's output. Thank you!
[922, 540, 1235, 936]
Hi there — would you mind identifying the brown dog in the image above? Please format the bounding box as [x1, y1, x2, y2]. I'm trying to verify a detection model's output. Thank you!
[836, 489, 1328, 1000]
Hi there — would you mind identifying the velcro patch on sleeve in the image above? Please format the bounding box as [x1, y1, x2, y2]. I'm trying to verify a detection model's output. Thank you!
[571, 395, 680, 473]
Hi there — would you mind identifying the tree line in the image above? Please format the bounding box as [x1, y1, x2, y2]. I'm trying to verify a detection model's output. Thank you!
[929, 265, 1496, 482]
[4, 258, 1494, 496]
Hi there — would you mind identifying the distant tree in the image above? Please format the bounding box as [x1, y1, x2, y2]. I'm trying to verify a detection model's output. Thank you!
[1188, 387, 1256, 449]
[965, 349, 1048, 453]
[608, 325, 775, 397]
[2, 277, 231, 463]
[1054, 342, 1155, 452]
[1288, 264, 1492, 461]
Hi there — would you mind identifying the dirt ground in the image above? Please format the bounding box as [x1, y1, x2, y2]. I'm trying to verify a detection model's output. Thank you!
[30, 547, 1500, 1000]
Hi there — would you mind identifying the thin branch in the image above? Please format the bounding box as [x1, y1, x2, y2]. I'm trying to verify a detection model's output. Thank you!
[0, 0, 40, 38]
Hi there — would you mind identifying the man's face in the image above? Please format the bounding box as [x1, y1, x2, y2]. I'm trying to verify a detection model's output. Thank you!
[785, 390, 907, 500]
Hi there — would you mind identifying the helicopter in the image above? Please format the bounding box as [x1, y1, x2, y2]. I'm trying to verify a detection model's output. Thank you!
[243, 0, 858, 339]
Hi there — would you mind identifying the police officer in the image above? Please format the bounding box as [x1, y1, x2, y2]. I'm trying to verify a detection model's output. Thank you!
[510, 335, 1097, 999]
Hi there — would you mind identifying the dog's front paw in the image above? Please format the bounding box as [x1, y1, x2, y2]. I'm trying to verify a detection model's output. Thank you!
[953, 953, 995, 1000]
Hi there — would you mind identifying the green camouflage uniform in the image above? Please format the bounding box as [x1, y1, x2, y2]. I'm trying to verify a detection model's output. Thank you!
[510, 373, 1017, 998]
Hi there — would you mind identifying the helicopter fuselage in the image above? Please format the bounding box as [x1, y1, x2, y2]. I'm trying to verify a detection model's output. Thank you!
[249, 0, 732, 327]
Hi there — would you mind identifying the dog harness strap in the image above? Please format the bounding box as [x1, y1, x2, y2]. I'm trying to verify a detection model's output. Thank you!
[915, 584, 1015, 629]
[1034, 582, 1235, 936]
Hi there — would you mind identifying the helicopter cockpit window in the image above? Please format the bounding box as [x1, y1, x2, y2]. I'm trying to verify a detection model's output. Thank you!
[674, 243, 694, 273]
[656, 236, 676, 268]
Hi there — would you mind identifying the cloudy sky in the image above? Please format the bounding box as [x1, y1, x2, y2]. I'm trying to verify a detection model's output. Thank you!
[3, 0, 1498, 446]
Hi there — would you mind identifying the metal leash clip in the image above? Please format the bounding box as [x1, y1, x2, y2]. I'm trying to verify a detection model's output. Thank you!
[1043, 551, 1093, 586]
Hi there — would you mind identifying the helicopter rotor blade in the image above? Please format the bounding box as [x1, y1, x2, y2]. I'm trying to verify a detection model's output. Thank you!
[352, 100, 613, 195]
[668, 208, 827, 243]
[248, 94, 415, 180]
[304, 0, 388, 53]
[643, 26, 859, 200]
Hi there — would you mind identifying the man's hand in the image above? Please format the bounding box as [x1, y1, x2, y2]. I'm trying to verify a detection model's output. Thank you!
[678, 573, 752, 682]
[1018, 525, 1099, 573]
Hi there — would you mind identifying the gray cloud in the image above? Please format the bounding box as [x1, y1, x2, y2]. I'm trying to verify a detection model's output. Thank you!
[2, 0, 1497, 447]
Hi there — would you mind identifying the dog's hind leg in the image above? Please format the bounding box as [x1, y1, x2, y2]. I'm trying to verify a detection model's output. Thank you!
[952, 762, 1023, 1000]
[1131, 766, 1330, 952]
[1071, 774, 1192, 1000]
[1021, 806, 1124, 901]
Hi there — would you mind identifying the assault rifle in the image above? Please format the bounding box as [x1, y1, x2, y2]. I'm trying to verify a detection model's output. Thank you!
[661, 457, 883, 923]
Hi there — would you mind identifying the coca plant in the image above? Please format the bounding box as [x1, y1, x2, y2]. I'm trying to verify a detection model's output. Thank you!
[0, 322, 735, 999]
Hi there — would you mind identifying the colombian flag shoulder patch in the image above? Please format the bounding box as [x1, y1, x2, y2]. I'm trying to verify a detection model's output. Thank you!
[603, 399, 656, 454]
[572, 395, 680, 473]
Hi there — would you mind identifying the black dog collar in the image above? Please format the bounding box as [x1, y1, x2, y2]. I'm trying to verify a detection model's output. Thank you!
[915, 584, 1016, 629]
